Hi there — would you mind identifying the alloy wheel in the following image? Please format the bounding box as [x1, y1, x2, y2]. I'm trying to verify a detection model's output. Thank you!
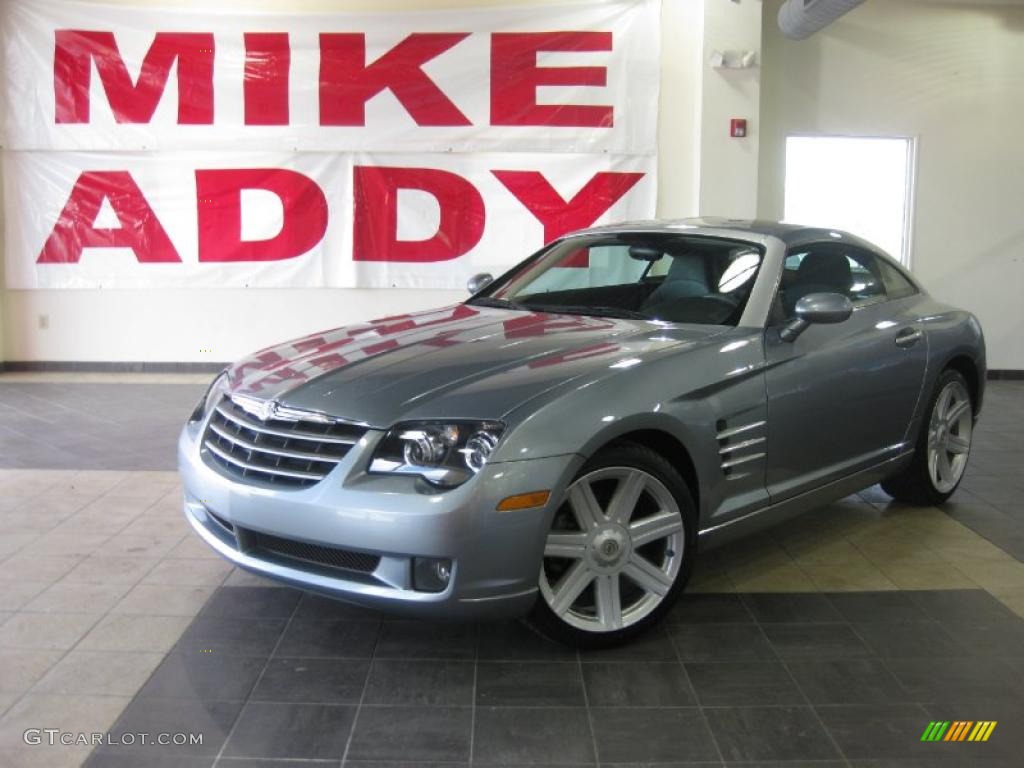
[539, 467, 684, 632]
[927, 379, 973, 494]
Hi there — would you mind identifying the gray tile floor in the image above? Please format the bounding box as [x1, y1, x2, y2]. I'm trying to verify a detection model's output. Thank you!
[82, 587, 1024, 767]
[945, 382, 1024, 561]
[0, 381, 205, 470]
[0, 376, 1021, 767]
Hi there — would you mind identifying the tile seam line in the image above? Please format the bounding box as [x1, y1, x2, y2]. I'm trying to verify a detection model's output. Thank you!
[760, 613, 853, 767]
[211, 590, 304, 767]
[468, 622, 479, 765]
[671, 622, 727, 766]
[10, 492, 171, 752]
[338, 610, 381, 766]
[576, 634, 600, 766]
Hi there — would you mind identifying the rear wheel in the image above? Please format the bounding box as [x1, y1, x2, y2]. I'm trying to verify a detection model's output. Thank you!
[527, 442, 696, 648]
[882, 369, 974, 505]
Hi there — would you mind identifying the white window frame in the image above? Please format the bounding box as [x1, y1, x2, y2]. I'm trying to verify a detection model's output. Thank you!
[783, 133, 918, 269]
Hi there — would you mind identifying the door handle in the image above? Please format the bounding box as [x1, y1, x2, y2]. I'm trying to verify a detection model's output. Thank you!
[895, 327, 923, 348]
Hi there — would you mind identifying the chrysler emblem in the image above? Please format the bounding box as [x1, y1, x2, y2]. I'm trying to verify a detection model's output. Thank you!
[232, 394, 278, 422]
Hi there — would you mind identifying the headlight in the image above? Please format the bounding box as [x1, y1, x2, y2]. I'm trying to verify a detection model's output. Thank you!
[369, 420, 505, 487]
[189, 371, 229, 423]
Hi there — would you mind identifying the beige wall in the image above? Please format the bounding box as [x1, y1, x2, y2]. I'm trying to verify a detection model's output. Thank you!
[758, 0, 1024, 369]
[699, 0, 762, 217]
[0, 155, 5, 365]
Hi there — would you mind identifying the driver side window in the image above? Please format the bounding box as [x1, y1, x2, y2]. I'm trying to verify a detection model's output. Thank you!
[778, 243, 891, 319]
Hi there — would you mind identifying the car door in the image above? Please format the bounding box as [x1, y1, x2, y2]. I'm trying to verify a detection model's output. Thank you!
[763, 243, 928, 501]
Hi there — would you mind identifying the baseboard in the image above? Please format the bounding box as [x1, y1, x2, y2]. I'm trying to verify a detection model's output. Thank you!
[0, 360, 229, 374]
[988, 369, 1024, 381]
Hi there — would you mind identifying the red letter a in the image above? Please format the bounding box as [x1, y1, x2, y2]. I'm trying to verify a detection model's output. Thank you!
[37, 171, 180, 263]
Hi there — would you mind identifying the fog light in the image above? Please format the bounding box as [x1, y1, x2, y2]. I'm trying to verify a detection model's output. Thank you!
[413, 557, 453, 592]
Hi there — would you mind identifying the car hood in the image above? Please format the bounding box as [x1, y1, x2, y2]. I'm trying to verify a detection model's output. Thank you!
[226, 304, 723, 428]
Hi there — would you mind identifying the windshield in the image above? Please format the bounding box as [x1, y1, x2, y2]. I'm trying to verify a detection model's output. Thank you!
[470, 234, 765, 325]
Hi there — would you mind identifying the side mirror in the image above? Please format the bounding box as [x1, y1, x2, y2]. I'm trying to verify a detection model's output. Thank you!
[467, 272, 493, 294]
[780, 292, 853, 342]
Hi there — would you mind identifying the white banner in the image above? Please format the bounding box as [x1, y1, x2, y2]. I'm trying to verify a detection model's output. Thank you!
[1, 0, 660, 289]
[4, 150, 657, 289]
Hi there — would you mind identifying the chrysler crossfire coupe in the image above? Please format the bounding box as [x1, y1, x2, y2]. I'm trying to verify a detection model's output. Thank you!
[179, 219, 985, 645]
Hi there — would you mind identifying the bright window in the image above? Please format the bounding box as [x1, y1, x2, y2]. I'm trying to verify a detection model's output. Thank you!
[784, 136, 914, 265]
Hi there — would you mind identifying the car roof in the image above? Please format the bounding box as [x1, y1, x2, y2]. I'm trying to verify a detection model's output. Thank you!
[571, 217, 886, 253]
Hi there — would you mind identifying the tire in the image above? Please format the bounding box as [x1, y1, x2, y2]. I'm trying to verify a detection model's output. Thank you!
[881, 368, 974, 506]
[526, 441, 697, 648]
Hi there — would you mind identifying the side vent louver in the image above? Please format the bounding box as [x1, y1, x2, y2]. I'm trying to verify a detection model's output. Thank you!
[716, 419, 767, 479]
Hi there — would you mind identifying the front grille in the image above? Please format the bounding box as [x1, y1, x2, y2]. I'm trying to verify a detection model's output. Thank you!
[244, 528, 381, 574]
[202, 396, 367, 489]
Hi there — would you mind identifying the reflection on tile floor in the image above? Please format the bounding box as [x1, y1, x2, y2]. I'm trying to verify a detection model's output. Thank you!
[0, 380, 207, 470]
[71, 585, 1022, 767]
[0, 376, 1021, 766]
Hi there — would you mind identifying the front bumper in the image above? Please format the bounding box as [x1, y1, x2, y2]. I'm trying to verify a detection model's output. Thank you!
[178, 421, 580, 618]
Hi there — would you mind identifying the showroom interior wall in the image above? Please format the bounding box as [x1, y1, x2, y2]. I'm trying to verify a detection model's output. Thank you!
[0, 0, 765, 365]
[6, 0, 1018, 371]
[758, 0, 1024, 370]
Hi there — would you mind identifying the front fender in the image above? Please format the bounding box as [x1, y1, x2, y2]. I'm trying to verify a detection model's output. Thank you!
[492, 329, 768, 529]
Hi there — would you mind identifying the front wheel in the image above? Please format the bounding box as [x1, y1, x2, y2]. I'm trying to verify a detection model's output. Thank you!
[527, 441, 696, 648]
[882, 369, 974, 506]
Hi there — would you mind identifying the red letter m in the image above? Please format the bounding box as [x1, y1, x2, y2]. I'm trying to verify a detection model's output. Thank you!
[54, 30, 214, 124]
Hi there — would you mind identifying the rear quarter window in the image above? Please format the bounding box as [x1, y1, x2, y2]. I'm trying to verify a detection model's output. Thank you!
[877, 259, 918, 300]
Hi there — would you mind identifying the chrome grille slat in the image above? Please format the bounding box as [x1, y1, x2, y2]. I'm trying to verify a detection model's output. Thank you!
[201, 396, 368, 489]
[213, 403, 359, 444]
[207, 420, 343, 462]
[205, 440, 325, 480]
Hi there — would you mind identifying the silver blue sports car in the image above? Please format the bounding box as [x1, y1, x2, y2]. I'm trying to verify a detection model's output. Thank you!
[179, 218, 985, 645]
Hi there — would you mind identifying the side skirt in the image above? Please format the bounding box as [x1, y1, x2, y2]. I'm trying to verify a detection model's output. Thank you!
[697, 450, 914, 549]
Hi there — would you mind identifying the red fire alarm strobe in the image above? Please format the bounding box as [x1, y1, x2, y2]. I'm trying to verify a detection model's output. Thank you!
[730, 118, 748, 138]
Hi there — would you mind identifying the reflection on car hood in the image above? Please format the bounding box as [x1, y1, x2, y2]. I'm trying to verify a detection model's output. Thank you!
[226, 304, 722, 427]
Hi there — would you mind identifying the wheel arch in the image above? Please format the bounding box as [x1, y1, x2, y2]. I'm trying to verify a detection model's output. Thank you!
[530, 426, 701, 646]
[943, 354, 981, 414]
[595, 428, 701, 516]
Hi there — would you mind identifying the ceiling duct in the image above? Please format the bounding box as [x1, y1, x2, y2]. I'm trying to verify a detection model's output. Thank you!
[777, 0, 867, 40]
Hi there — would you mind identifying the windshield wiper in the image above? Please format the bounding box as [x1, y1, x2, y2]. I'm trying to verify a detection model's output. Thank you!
[524, 304, 654, 321]
[470, 297, 654, 321]
[467, 296, 529, 311]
